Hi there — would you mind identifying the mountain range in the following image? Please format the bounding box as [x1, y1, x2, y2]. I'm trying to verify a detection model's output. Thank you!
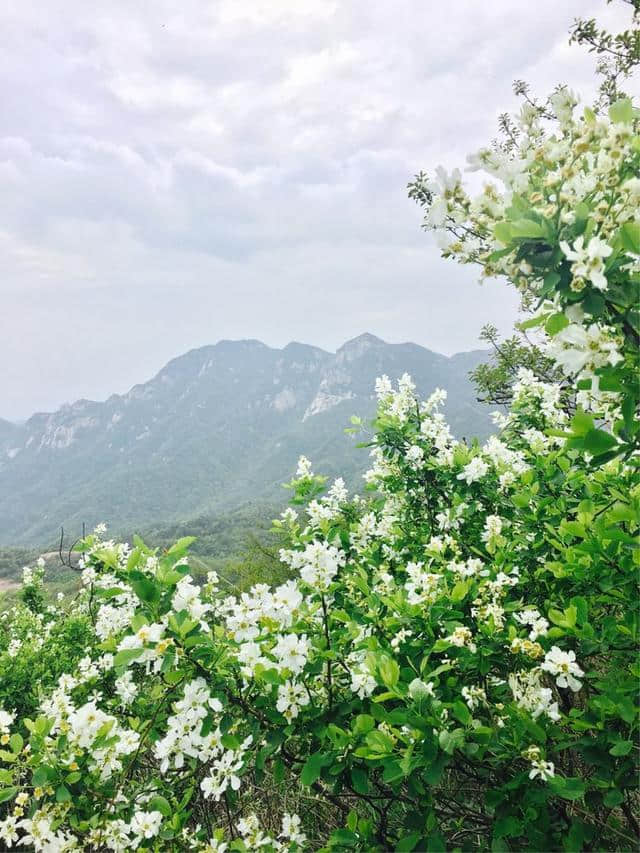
[0, 334, 493, 545]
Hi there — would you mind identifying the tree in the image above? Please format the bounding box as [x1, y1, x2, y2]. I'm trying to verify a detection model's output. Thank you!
[570, 0, 640, 109]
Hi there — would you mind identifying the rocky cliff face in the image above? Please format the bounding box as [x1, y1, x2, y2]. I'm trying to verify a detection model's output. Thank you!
[0, 335, 491, 544]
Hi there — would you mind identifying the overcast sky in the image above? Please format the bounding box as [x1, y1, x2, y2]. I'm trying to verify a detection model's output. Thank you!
[0, 0, 634, 419]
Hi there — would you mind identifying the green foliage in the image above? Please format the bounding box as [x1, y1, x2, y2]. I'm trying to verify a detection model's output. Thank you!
[0, 10, 637, 851]
[470, 324, 562, 408]
[0, 353, 637, 849]
[569, 1, 640, 109]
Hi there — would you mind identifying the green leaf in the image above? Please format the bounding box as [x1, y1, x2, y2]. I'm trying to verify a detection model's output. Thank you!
[541, 270, 561, 297]
[397, 832, 421, 851]
[570, 412, 594, 437]
[609, 740, 633, 756]
[353, 714, 375, 735]
[510, 219, 544, 239]
[330, 829, 357, 847]
[493, 816, 522, 839]
[494, 221, 513, 244]
[620, 222, 640, 255]
[148, 795, 172, 817]
[583, 429, 618, 456]
[603, 789, 624, 807]
[549, 777, 585, 800]
[438, 728, 464, 755]
[300, 751, 330, 786]
[545, 313, 569, 336]
[56, 785, 72, 803]
[379, 656, 400, 689]
[9, 734, 23, 755]
[423, 755, 447, 785]
[32, 766, 52, 787]
[452, 701, 472, 726]
[114, 648, 143, 668]
[364, 730, 395, 755]
[518, 314, 547, 331]
[451, 580, 470, 602]
[167, 536, 197, 556]
[608, 98, 633, 124]
[582, 290, 605, 318]
[425, 831, 447, 852]
[350, 766, 370, 794]
[130, 575, 160, 605]
[0, 787, 17, 804]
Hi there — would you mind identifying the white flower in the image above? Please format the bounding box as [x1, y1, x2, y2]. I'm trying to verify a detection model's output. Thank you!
[541, 646, 584, 692]
[272, 633, 309, 675]
[200, 742, 251, 801]
[276, 680, 310, 721]
[509, 668, 560, 720]
[350, 666, 377, 699]
[236, 641, 266, 676]
[515, 609, 549, 641]
[457, 457, 489, 485]
[405, 562, 441, 606]
[114, 671, 138, 707]
[173, 575, 212, 622]
[547, 323, 622, 376]
[445, 626, 476, 652]
[481, 515, 503, 544]
[375, 375, 393, 400]
[296, 455, 313, 478]
[7, 639, 21, 658]
[0, 707, 17, 736]
[290, 541, 345, 590]
[405, 444, 424, 468]
[237, 814, 272, 848]
[130, 810, 162, 840]
[559, 235, 612, 291]
[549, 87, 577, 124]
[202, 837, 229, 853]
[0, 815, 19, 848]
[529, 758, 555, 782]
[280, 813, 306, 846]
[461, 685, 486, 710]
[280, 507, 298, 525]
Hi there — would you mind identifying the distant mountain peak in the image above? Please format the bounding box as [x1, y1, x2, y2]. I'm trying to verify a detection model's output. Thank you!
[339, 332, 386, 350]
[215, 338, 270, 349]
[0, 334, 492, 544]
[336, 333, 386, 363]
[282, 341, 329, 359]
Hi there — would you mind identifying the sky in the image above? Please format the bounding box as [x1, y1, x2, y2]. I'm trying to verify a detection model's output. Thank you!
[0, 0, 634, 419]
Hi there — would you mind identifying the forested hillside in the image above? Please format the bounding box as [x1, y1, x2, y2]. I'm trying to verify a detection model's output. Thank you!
[0, 334, 491, 544]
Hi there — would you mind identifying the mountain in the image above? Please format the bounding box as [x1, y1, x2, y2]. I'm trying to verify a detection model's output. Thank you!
[0, 334, 493, 545]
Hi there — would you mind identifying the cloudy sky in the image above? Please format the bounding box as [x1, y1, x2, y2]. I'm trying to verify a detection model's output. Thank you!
[0, 0, 633, 419]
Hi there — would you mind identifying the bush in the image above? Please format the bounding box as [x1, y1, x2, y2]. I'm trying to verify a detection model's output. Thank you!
[0, 86, 637, 853]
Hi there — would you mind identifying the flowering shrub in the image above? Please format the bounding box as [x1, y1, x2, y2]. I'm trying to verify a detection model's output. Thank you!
[0, 94, 638, 850]
[409, 94, 639, 462]
[0, 360, 637, 850]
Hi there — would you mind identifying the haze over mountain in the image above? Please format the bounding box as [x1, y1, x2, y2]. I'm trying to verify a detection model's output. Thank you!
[0, 334, 493, 544]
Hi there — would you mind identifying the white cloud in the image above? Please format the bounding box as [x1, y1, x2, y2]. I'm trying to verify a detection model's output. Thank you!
[0, 0, 633, 418]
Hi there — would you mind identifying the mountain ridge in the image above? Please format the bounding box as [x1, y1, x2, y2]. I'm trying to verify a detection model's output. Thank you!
[0, 334, 492, 544]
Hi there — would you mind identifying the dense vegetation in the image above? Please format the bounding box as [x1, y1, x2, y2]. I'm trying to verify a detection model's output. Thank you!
[0, 504, 284, 612]
[0, 7, 638, 851]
